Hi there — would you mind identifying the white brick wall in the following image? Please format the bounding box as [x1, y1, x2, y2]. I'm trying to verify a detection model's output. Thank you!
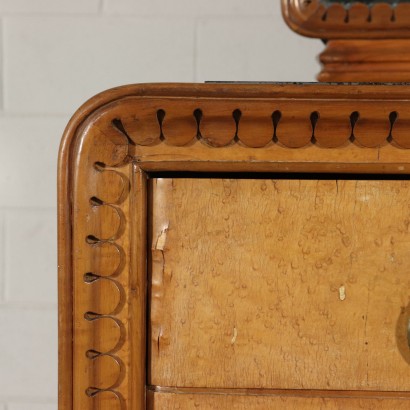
[0, 118, 64, 207]
[0, 0, 101, 14]
[197, 17, 320, 82]
[5, 210, 57, 305]
[0, 1, 321, 408]
[8, 404, 56, 410]
[0, 308, 57, 400]
[103, 0, 276, 16]
[4, 17, 195, 114]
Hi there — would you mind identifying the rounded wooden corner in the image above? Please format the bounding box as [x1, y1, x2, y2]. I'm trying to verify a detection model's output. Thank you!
[57, 83, 151, 410]
[57, 84, 129, 410]
[281, 0, 325, 39]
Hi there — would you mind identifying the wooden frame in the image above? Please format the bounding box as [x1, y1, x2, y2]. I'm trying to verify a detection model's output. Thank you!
[282, 0, 410, 39]
[58, 83, 410, 409]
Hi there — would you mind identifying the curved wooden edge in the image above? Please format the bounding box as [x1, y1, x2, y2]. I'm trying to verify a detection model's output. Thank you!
[281, 0, 410, 39]
[58, 82, 410, 410]
[57, 85, 132, 410]
[58, 112, 74, 410]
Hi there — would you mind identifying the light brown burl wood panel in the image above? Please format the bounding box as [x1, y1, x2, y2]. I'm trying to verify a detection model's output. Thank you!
[148, 391, 410, 409]
[149, 178, 410, 391]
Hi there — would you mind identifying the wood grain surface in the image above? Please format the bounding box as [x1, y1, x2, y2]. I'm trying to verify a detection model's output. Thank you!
[149, 178, 410, 391]
[318, 39, 410, 83]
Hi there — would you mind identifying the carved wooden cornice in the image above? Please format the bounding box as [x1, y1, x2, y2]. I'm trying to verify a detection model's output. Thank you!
[111, 96, 407, 150]
[85, 83, 410, 156]
[282, 0, 410, 39]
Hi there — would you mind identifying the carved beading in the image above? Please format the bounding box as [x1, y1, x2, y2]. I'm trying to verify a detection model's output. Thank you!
[107, 100, 410, 149]
[84, 164, 130, 408]
[68, 117, 132, 409]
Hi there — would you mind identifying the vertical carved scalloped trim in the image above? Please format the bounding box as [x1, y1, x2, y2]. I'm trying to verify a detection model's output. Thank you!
[71, 116, 132, 409]
[83, 169, 129, 409]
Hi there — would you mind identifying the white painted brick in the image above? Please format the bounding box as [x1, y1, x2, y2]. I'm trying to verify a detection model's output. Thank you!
[8, 403, 56, 410]
[103, 0, 276, 16]
[0, 308, 57, 399]
[0, 0, 100, 14]
[197, 17, 322, 82]
[4, 16, 195, 114]
[0, 117, 65, 208]
[5, 210, 57, 305]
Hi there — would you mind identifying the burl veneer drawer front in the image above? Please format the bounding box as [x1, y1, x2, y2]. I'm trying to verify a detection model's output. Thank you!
[149, 178, 410, 394]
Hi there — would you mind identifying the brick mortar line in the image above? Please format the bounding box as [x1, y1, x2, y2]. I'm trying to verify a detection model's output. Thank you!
[0, 303, 57, 310]
[0, 207, 56, 211]
[99, 12, 280, 18]
[0, 113, 69, 118]
[0, 397, 56, 403]
[0, 11, 102, 17]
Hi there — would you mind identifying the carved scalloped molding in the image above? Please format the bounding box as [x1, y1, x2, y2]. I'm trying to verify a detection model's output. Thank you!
[282, 0, 410, 39]
[67, 115, 133, 409]
[83, 168, 129, 409]
[89, 93, 410, 151]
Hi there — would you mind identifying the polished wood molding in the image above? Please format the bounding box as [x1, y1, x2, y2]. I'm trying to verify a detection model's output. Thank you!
[282, 1, 410, 82]
[58, 83, 410, 409]
[319, 39, 410, 82]
[282, 0, 410, 39]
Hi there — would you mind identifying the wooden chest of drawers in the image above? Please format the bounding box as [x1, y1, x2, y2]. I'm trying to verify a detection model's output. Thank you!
[58, 83, 410, 409]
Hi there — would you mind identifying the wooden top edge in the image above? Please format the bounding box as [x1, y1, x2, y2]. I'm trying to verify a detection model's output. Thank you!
[83, 81, 410, 100]
[63, 82, 410, 125]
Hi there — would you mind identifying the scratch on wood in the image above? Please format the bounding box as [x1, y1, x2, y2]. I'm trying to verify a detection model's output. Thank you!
[231, 327, 238, 345]
[339, 285, 346, 301]
[156, 224, 169, 250]
[157, 326, 163, 355]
